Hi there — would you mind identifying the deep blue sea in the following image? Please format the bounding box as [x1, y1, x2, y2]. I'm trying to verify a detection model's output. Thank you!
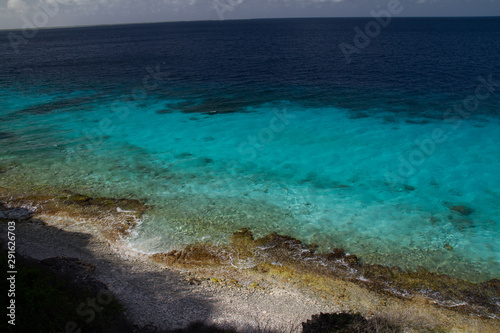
[1, 18, 499, 282]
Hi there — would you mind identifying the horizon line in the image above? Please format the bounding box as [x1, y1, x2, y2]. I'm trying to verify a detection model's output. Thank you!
[1, 15, 499, 32]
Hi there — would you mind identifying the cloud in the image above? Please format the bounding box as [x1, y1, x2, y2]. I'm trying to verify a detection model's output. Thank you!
[7, 0, 27, 10]
[1, 0, 498, 30]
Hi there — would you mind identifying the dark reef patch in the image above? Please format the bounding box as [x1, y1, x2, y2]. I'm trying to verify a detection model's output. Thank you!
[17, 96, 95, 115]
[450, 205, 474, 216]
[0, 132, 15, 140]
[156, 109, 173, 114]
[170, 97, 248, 114]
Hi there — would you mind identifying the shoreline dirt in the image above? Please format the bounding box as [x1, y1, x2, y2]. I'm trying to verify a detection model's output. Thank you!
[1, 186, 499, 332]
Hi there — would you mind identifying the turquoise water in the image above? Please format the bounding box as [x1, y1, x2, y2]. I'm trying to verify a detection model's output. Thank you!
[1, 18, 499, 282]
[1, 86, 499, 282]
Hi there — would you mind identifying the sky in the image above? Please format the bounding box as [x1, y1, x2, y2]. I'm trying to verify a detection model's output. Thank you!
[0, 0, 498, 29]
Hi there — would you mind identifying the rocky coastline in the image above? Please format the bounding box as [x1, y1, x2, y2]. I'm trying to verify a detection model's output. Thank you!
[1, 185, 499, 332]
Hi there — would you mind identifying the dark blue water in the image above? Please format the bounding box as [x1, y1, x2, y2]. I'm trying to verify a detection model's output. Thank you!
[2, 18, 500, 112]
[1, 18, 499, 281]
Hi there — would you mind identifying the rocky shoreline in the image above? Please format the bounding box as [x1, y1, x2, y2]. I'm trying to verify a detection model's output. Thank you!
[152, 228, 500, 320]
[1, 185, 499, 332]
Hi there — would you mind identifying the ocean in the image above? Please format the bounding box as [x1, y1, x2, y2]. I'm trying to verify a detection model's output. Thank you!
[1, 17, 499, 282]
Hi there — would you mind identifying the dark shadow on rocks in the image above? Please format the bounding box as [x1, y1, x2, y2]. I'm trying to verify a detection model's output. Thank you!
[302, 312, 402, 333]
[0, 214, 222, 332]
[0, 202, 34, 222]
